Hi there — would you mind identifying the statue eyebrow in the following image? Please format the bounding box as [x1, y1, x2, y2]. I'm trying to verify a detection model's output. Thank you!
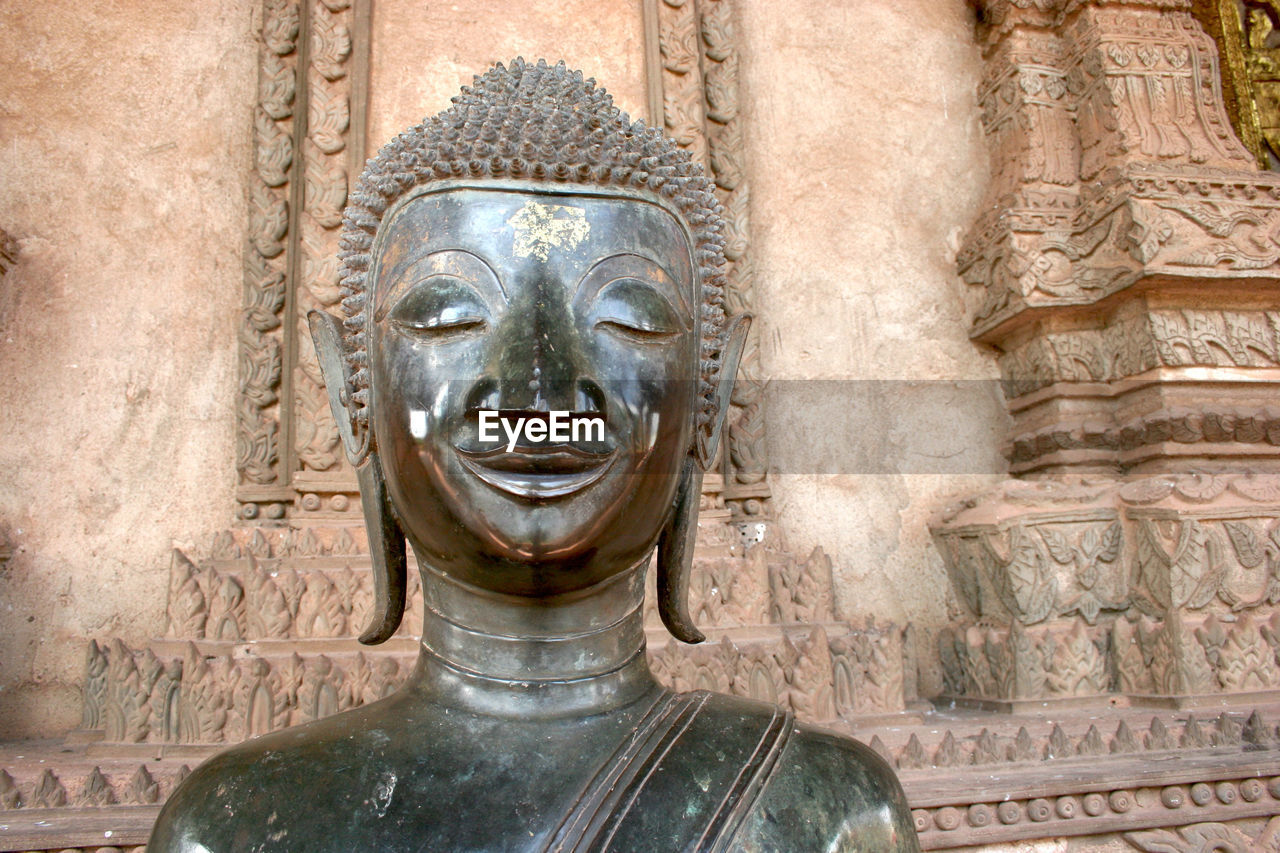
[578, 252, 691, 319]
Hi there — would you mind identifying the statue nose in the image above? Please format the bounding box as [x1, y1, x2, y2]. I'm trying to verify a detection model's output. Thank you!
[500, 347, 605, 415]
[464, 373, 605, 422]
[485, 284, 602, 416]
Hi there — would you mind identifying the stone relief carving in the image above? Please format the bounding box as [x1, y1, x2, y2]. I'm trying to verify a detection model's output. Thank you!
[955, 1, 1280, 482]
[928, 62, 1280, 853]
[81, 527, 908, 748]
[237, 0, 296, 498]
[999, 308, 1280, 397]
[0, 762, 192, 813]
[236, 0, 367, 521]
[942, 0, 1280, 742]
[292, 0, 353, 480]
[934, 473, 1280, 704]
[960, 0, 1271, 339]
[85, 629, 905, 747]
[1127, 816, 1280, 852]
[892, 708, 1280, 849]
[654, 0, 769, 516]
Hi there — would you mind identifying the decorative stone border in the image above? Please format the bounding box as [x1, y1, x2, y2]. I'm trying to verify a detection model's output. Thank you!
[905, 755, 1280, 848]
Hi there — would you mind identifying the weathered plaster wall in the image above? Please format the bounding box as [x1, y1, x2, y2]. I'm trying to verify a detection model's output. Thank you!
[0, 1, 255, 738]
[366, 0, 650, 157]
[737, 0, 1005, 694]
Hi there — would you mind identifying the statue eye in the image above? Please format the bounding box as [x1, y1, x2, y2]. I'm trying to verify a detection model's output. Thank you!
[592, 278, 685, 344]
[387, 278, 489, 340]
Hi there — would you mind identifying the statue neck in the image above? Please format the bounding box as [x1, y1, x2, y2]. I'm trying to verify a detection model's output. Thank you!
[409, 558, 662, 718]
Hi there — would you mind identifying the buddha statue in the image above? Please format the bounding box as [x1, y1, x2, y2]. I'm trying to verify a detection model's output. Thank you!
[150, 59, 919, 852]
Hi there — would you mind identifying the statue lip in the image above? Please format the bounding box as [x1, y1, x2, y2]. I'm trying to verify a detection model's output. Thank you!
[453, 444, 617, 499]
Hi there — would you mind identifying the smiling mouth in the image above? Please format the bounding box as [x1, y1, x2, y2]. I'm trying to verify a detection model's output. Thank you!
[454, 444, 616, 500]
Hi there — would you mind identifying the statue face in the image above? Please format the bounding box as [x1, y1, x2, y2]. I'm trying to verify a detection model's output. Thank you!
[368, 187, 699, 596]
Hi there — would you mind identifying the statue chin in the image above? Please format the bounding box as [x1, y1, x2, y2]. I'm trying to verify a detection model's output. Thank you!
[146, 59, 921, 853]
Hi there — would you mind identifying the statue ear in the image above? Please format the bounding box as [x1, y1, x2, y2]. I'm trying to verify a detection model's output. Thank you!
[353, 452, 408, 645]
[659, 313, 752, 644]
[307, 310, 369, 466]
[656, 455, 705, 644]
[308, 310, 407, 645]
[695, 313, 752, 471]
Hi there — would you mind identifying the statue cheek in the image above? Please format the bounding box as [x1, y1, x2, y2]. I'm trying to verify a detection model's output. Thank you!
[376, 329, 484, 402]
[613, 381, 696, 459]
[402, 382, 456, 446]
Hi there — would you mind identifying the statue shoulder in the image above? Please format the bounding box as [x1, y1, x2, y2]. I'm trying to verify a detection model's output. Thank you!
[743, 718, 921, 852]
[149, 731, 301, 851]
[148, 714, 383, 853]
[663, 691, 917, 851]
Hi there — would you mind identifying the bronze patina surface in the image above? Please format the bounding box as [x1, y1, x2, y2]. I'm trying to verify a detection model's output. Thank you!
[149, 59, 918, 853]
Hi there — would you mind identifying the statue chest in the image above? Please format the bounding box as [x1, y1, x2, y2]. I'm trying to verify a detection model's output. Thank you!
[157, 690, 803, 853]
[334, 691, 795, 852]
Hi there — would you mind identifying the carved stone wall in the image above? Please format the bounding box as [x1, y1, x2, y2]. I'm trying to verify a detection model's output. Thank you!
[959, 0, 1262, 346]
[938, 0, 1280, 713]
[236, 0, 369, 522]
[71, 514, 905, 749]
[913, 2, 1280, 847]
[892, 706, 1280, 849]
[935, 473, 1280, 707]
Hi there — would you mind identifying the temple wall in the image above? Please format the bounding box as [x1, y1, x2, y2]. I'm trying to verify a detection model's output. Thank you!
[737, 0, 1005, 694]
[0, 2, 256, 737]
[0, 0, 1000, 737]
[7, 5, 1280, 852]
[366, 0, 650, 152]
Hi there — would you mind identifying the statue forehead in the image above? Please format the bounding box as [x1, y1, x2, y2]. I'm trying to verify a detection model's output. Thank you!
[370, 183, 697, 286]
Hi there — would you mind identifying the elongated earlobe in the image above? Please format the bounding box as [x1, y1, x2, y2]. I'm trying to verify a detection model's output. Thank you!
[307, 310, 370, 466]
[355, 453, 408, 645]
[309, 310, 407, 645]
[657, 455, 705, 644]
[660, 312, 752, 643]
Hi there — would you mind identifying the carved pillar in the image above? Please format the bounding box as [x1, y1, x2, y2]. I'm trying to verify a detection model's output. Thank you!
[651, 0, 772, 518]
[236, 0, 370, 522]
[935, 0, 1280, 708]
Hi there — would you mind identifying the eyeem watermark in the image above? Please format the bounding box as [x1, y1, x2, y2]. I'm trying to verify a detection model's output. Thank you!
[479, 410, 605, 452]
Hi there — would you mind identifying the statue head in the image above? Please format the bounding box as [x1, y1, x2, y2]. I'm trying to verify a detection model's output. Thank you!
[310, 59, 748, 645]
